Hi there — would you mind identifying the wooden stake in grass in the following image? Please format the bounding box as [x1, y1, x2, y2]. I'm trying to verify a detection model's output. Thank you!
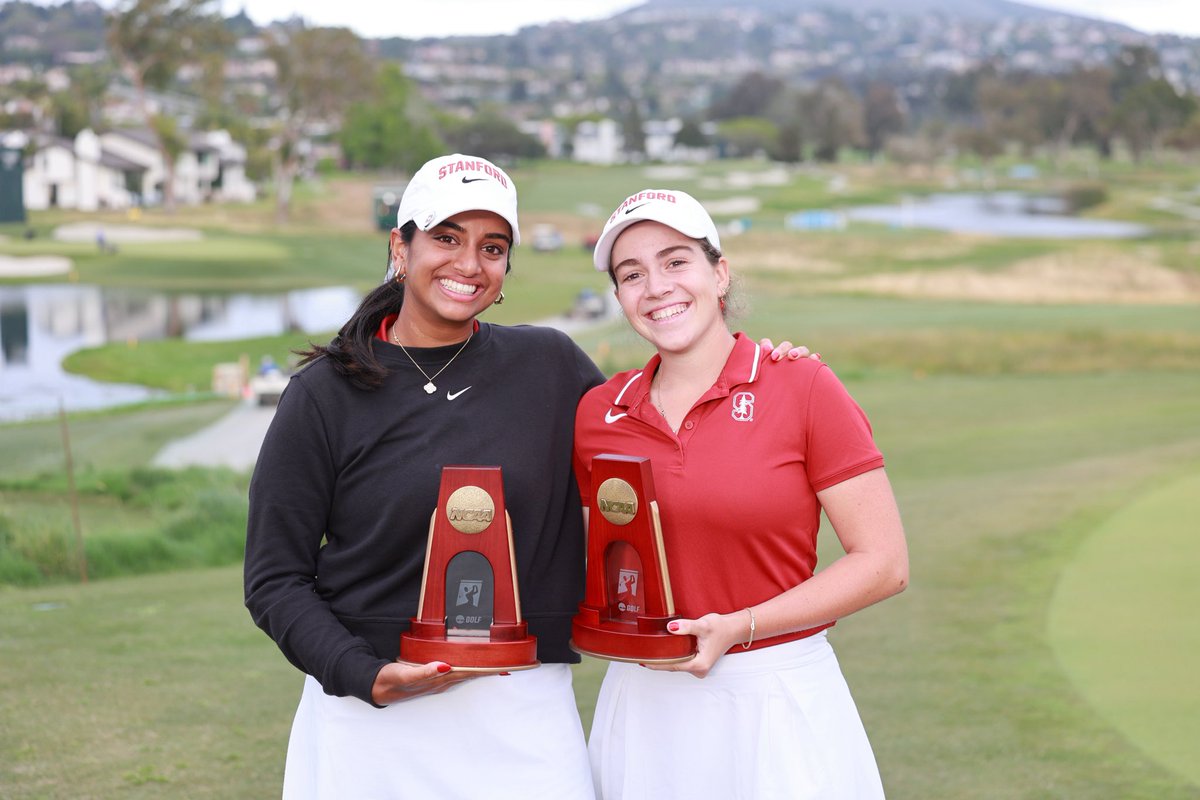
[58, 399, 88, 583]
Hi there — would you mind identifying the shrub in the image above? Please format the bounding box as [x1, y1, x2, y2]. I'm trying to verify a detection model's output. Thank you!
[1061, 183, 1108, 213]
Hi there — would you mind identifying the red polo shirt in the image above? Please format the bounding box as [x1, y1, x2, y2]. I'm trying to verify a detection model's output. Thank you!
[573, 332, 884, 650]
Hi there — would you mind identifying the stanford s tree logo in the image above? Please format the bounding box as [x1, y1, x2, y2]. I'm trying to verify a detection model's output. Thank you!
[731, 392, 755, 422]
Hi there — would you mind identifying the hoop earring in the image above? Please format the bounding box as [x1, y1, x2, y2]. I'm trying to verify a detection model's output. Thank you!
[396, 269, 406, 284]
[493, 291, 505, 305]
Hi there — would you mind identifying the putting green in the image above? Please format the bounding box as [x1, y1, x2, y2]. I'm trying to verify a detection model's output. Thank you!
[1048, 468, 1200, 786]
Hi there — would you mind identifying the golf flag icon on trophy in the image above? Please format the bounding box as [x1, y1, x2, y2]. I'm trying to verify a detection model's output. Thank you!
[571, 454, 696, 663]
[399, 465, 539, 672]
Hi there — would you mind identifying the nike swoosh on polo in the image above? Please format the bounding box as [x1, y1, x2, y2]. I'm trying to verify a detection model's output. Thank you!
[624, 203, 648, 215]
[604, 410, 627, 424]
[447, 387, 472, 400]
[461, 177, 487, 184]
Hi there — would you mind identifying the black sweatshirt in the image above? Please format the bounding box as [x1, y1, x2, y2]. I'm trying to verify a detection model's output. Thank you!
[245, 323, 604, 705]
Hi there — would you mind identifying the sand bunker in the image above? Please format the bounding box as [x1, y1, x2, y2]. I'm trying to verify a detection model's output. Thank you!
[0, 255, 72, 277]
[833, 249, 1200, 304]
[702, 196, 761, 216]
[52, 223, 203, 243]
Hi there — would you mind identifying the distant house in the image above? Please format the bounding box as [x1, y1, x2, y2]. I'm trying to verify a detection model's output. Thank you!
[22, 127, 255, 211]
[22, 130, 143, 211]
[572, 119, 623, 165]
[571, 117, 715, 165]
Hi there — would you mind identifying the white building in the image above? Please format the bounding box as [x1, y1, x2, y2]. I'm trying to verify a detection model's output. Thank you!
[572, 119, 624, 164]
[571, 117, 715, 165]
[22, 127, 256, 210]
[22, 130, 143, 211]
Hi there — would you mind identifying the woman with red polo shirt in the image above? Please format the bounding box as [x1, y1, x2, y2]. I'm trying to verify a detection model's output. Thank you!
[574, 189, 909, 799]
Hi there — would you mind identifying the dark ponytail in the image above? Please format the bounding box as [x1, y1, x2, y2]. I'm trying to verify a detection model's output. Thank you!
[294, 222, 416, 390]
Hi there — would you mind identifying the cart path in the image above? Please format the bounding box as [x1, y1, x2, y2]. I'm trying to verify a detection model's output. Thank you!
[152, 401, 277, 471]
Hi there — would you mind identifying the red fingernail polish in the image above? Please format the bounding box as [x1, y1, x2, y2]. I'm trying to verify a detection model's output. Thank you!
[437, 664, 452, 674]
[667, 621, 679, 632]
[499, 672, 510, 676]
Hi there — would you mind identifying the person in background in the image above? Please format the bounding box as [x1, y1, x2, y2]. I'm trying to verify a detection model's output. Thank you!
[245, 158, 811, 799]
[574, 189, 909, 799]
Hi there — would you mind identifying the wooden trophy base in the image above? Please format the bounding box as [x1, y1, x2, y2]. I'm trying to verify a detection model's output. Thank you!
[400, 619, 539, 673]
[570, 608, 696, 664]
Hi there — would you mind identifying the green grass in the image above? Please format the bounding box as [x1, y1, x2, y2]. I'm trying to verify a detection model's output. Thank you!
[1048, 469, 1200, 788]
[0, 400, 234, 480]
[0, 566, 298, 799]
[63, 336, 315, 394]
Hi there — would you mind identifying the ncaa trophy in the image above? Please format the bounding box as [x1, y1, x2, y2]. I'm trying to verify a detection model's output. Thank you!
[399, 466, 539, 672]
[570, 454, 695, 663]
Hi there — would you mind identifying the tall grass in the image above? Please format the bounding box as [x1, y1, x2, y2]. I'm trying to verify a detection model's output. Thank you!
[0, 467, 248, 586]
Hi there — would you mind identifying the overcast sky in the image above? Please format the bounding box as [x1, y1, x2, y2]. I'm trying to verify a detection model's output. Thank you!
[206, 0, 1196, 39]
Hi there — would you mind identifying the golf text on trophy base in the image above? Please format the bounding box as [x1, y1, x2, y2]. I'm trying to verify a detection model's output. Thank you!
[399, 465, 539, 672]
[570, 454, 696, 663]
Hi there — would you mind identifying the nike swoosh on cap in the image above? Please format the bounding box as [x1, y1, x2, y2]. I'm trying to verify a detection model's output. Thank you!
[447, 387, 472, 400]
[624, 203, 648, 215]
[604, 410, 627, 424]
[461, 177, 487, 183]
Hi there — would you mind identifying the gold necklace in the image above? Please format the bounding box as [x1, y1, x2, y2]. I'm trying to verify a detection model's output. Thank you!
[390, 322, 472, 394]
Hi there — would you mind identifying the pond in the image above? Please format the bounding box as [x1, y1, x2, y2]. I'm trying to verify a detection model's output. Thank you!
[846, 192, 1149, 238]
[0, 284, 360, 422]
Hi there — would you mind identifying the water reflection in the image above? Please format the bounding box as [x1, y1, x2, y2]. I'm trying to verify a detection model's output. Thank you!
[0, 284, 359, 422]
[847, 192, 1149, 238]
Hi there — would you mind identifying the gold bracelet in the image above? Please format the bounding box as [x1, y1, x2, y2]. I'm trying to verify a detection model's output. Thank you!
[741, 607, 756, 650]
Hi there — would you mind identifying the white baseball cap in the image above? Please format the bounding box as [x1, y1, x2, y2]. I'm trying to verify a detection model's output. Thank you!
[592, 189, 721, 273]
[397, 153, 521, 245]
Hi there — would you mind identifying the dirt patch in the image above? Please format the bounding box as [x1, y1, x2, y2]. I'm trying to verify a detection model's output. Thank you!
[889, 240, 982, 262]
[833, 248, 1200, 304]
[739, 249, 844, 274]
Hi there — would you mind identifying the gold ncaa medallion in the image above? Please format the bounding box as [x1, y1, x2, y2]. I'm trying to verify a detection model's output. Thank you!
[596, 478, 638, 526]
[445, 486, 495, 534]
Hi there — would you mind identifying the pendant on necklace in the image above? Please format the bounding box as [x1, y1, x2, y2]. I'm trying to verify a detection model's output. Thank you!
[423, 382, 437, 394]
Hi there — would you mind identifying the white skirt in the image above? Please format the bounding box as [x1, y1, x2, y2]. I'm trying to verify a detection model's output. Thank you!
[283, 664, 595, 800]
[588, 632, 885, 800]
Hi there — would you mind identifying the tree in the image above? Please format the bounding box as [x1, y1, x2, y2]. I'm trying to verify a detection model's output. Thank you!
[340, 63, 444, 173]
[1114, 80, 1194, 159]
[674, 118, 709, 149]
[709, 71, 784, 121]
[440, 107, 545, 161]
[621, 102, 645, 159]
[51, 64, 113, 139]
[799, 80, 865, 162]
[1107, 45, 1193, 160]
[266, 25, 375, 222]
[976, 74, 1041, 155]
[863, 82, 905, 156]
[1163, 111, 1200, 151]
[1056, 67, 1113, 158]
[107, 0, 231, 210]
